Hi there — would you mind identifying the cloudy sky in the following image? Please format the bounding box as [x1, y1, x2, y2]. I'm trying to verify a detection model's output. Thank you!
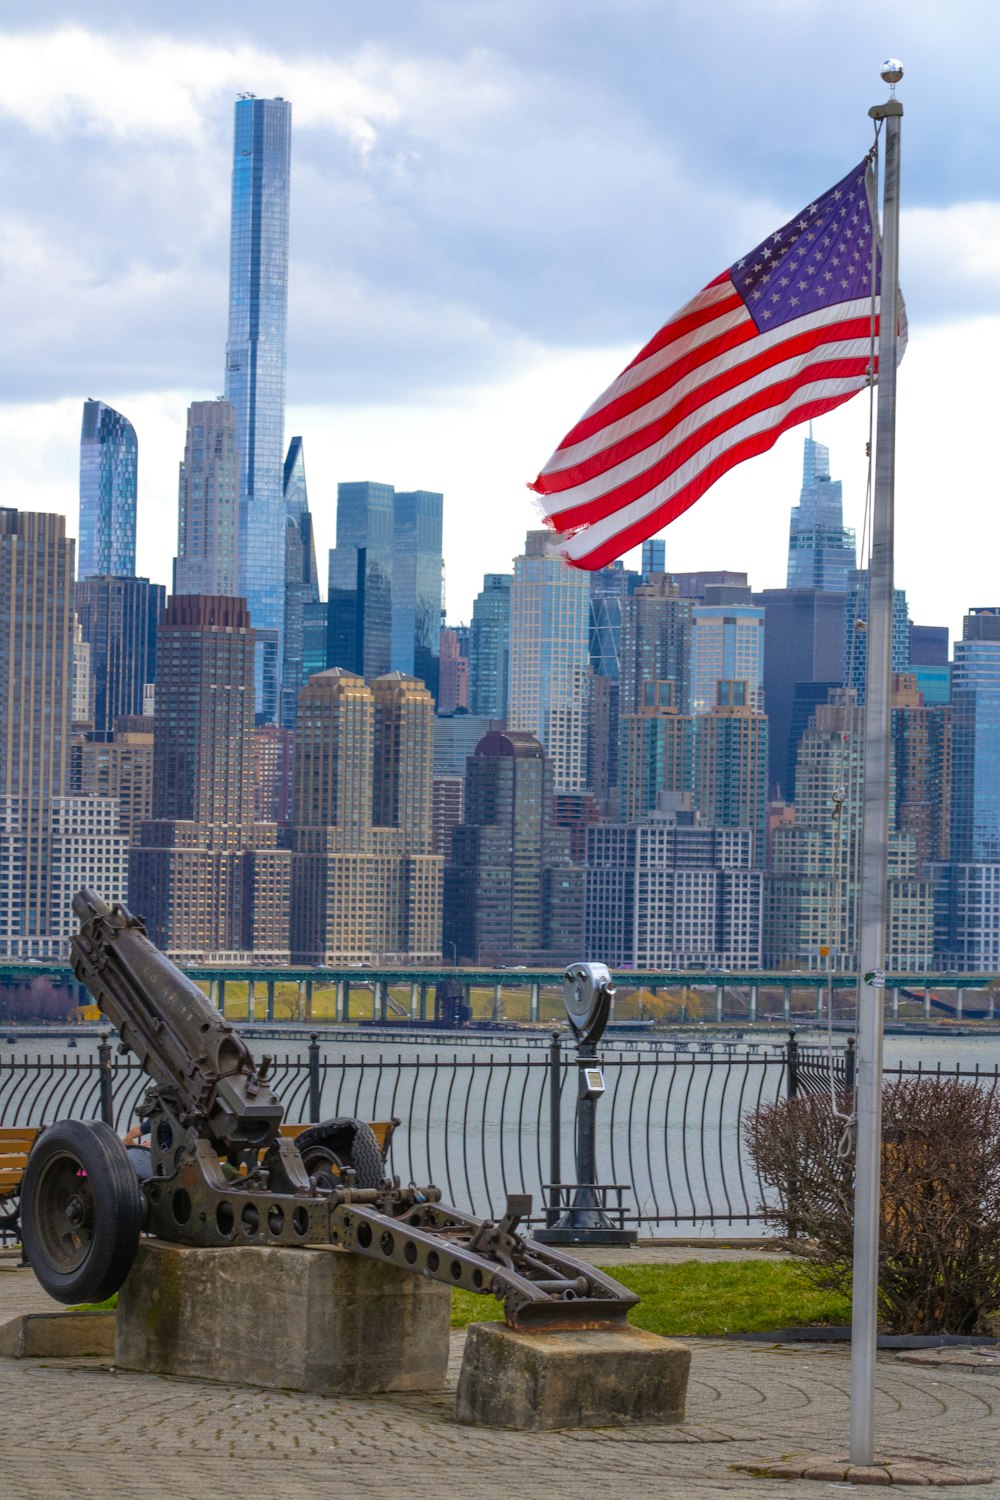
[1, 2, 997, 634]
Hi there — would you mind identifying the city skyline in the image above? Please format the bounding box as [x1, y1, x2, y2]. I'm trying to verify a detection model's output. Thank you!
[0, 8, 997, 636]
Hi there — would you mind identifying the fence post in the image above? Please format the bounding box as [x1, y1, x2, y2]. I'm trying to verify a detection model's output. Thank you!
[786, 1029, 799, 1100]
[845, 1035, 856, 1095]
[547, 1031, 562, 1227]
[98, 1030, 114, 1126]
[308, 1032, 321, 1123]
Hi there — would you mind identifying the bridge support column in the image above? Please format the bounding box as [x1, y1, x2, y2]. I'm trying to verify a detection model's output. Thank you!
[410, 981, 419, 1020]
[297, 979, 306, 1022]
[782, 985, 791, 1022]
[375, 982, 386, 1023]
[419, 983, 428, 1022]
[246, 979, 255, 1025]
[492, 984, 503, 1023]
[529, 982, 540, 1023]
[266, 979, 275, 1022]
[715, 986, 724, 1023]
[339, 981, 348, 1023]
[988, 989, 996, 1021]
[749, 986, 758, 1022]
[217, 978, 226, 1014]
[956, 989, 963, 1021]
[924, 985, 931, 1021]
[208, 978, 219, 1011]
[892, 986, 900, 1019]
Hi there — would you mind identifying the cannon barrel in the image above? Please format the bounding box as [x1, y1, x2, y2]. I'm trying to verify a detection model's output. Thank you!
[70, 889, 283, 1151]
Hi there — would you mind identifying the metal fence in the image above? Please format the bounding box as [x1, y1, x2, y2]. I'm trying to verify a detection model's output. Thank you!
[3, 1033, 997, 1236]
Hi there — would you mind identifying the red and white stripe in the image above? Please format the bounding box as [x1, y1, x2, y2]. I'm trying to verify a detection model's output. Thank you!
[530, 276, 890, 570]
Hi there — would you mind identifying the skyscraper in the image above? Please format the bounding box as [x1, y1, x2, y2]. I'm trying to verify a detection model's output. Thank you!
[392, 489, 443, 699]
[618, 573, 692, 717]
[444, 729, 583, 964]
[1, 509, 127, 957]
[691, 588, 765, 714]
[950, 609, 1000, 864]
[693, 680, 769, 866]
[224, 94, 292, 723]
[786, 430, 855, 591]
[280, 436, 321, 728]
[508, 531, 591, 793]
[640, 537, 665, 579]
[327, 481, 394, 681]
[78, 399, 138, 579]
[175, 399, 240, 598]
[843, 569, 909, 704]
[289, 669, 441, 962]
[129, 595, 290, 961]
[753, 586, 845, 798]
[468, 573, 511, 718]
[74, 576, 165, 735]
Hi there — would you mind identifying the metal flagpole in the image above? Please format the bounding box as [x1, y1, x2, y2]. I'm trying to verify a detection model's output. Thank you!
[849, 60, 903, 1467]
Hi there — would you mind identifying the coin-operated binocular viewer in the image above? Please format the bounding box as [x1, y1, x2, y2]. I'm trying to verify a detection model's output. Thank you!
[535, 962, 637, 1246]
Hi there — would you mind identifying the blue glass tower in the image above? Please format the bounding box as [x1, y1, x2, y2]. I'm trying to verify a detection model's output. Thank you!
[392, 489, 443, 700]
[78, 399, 137, 579]
[469, 574, 511, 718]
[327, 482, 394, 681]
[280, 435, 320, 727]
[786, 430, 855, 592]
[224, 95, 292, 723]
[951, 610, 1000, 863]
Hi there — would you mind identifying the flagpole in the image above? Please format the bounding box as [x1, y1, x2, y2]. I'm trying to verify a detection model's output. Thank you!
[850, 62, 903, 1468]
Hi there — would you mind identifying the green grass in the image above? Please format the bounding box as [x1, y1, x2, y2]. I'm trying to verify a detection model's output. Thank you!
[450, 1258, 851, 1336]
[69, 1294, 118, 1312]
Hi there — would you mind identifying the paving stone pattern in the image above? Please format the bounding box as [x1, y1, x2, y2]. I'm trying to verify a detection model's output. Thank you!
[1, 1260, 996, 1499]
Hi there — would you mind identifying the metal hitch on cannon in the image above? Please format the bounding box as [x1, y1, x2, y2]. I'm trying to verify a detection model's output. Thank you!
[19, 889, 638, 1330]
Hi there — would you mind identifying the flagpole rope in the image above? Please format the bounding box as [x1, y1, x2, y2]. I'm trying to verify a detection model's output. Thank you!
[822, 125, 883, 1143]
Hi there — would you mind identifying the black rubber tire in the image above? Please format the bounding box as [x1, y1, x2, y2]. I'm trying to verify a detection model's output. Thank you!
[295, 1116, 385, 1190]
[21, 1119, 142, 1304]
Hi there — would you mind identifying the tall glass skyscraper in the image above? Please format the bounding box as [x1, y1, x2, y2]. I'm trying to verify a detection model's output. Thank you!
[224, 94, 292, 722]
[175, 399, 240, 597]
[280, 436, 320, 727]
[469, 573, 511, 718]
[951, 610, 1000, 863]
[78, 399, 138, 579]
[327, 482, 394, 681]
[786, 430, 855, 592]
[392, 489, 443, 700]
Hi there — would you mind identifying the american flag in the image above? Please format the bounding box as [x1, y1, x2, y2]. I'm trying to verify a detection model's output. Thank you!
[530, 157, 905, 570]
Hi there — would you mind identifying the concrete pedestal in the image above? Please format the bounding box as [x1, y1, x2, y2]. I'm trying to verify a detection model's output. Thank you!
[116, 1240, 450, 1395]
[455, 1320, 691, 1430]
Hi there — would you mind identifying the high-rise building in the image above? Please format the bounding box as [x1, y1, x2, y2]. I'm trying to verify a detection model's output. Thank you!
[588, 562, 636, 809]
[72, 617, 93, 724]
[76, 717, 155, 845]
[508, 531, 591, 792]
[909, 622, 951, 707]
[586, 802, 763, 969]
[224, 95, 292, 723]
[438, 627, 468, 714]
[619, 680, 692, 824]
[753, 587, 845, 798]
[786, 430, 856, 591]
[252, 724, 294, 826]
[640, 538, 665, 579]
[431, 775, 463, 860]
[618, 573, 692, 717]
[74, 576, 165, 736]
[78, 399, 138, 580]
[433, 712, 498, 776]
[891, 674, 951, 871]
[280, 436, 321, 728]
[175, 399, 240, 598]
[1, 510, 128, 957]
[327, 481, 394, 682]
[469, 573, 511, 718]
[691, 589, 765, 714]
[289, 670, 441, 962]
[767, 692, 933, 970]
[129, 595, 290, 962]
[444, 729, 583, 964]
[843, 569, 910, 704]
[392, 489, 443, 699]
[671, 570, 748, 603]
[693, 680, 769, 865]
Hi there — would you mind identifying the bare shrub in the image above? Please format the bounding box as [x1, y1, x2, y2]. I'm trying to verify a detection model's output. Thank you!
[746, 1077, 1000, 1334]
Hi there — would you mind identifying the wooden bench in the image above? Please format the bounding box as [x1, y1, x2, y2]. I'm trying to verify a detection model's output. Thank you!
[0, 1127, 40, 1246]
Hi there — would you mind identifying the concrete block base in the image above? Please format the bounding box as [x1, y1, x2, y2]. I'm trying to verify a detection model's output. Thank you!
[455, 1320, 691, 1429]
[0, 1311, 116, 1360]
[116, 1240, 450, 1395]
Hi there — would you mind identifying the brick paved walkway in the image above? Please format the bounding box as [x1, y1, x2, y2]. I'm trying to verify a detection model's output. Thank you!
[1, 1259, 996, 1499]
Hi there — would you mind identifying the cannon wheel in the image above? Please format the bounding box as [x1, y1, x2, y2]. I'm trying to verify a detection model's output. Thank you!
[294, 1117, 384, 1190]
[21, 1120, 142, 1304]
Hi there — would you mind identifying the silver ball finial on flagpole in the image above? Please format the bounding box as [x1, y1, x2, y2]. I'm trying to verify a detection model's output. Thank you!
[880, 58, 904, 93]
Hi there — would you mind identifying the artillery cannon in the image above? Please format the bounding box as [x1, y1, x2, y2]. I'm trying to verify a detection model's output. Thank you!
[22, 891, 638, 1331]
